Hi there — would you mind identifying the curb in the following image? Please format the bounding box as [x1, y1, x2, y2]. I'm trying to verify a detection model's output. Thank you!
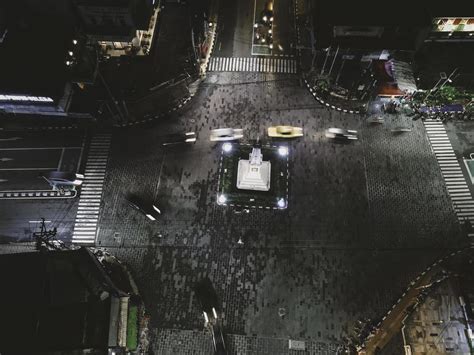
[113, 94, 195, 128]
[360, 246, 471, 352]
[303, 79, 362, 114]
[0, 189, 77, 200]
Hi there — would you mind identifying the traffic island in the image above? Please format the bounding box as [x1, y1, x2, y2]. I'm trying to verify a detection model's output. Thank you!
[216, 143, 289, 210]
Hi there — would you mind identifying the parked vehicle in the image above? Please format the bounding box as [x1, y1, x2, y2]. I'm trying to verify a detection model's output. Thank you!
[40, 171, 84, 190]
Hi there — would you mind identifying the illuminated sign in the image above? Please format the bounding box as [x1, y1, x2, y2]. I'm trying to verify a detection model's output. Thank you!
[433, 18, 474, 32]
[0, 95, 54, 103]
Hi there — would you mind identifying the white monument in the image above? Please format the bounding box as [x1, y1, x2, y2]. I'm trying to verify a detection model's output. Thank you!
[236, 146, 271, 191]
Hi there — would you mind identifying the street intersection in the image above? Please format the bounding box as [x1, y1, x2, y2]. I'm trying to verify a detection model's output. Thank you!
[0, 0, 473, 353]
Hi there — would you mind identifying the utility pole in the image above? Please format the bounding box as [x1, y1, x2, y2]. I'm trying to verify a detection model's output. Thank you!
[32, 218, 63, 251]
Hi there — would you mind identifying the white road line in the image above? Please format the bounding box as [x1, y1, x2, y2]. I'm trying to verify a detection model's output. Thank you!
[0, 147, 82, 151]
[207, 57, 297, 74]
[72, 133, 111, 245]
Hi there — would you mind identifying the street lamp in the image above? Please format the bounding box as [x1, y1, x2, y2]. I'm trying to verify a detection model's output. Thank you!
[218, 194, 227, 204]
[277, 198, 286, 209]
[222, 143, 232, 153]
[278, 146, 288, 156]
[423, 72, 446, 103]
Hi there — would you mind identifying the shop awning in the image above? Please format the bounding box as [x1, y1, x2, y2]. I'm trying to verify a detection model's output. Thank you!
[389, 60, 417, 94]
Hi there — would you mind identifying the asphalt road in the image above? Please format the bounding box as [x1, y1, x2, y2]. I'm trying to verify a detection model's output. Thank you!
[215, 0, 295, 58]
[0, 131, 85, 190]
[0, 130, 86, 243]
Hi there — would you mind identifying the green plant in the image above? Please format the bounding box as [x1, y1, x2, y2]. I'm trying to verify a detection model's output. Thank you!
[126, 305, 138, 350]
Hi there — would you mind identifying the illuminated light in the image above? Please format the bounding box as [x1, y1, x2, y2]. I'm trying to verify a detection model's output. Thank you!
[269, 44, 273, 49]
[0, 95, 53, 103]
[66, 60, 72, 66]
[68, 51, 73, 56]
[145, 214, 156, 221]
[261, 38, 266, 43]
[278, 146, 288, 156]
[254, 23, 258, 28]
[203, 312, 209, 324]
[212, 307, 217, 319]
[222, 143, 232, 152]
[268, 29, 272, 34]
[72, 39, 78, 45]
[218, 194, 227, 204]
[270, 17, 274, 22]
[209, 22, 213, 27]
[277, 198, 286, 209]
[262, 16, 268, 22]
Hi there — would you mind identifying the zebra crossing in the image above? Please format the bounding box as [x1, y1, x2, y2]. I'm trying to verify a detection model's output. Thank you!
[72, 133, 112, 245]
[424, 120, 474, 229]
[207, 57, 297, 74]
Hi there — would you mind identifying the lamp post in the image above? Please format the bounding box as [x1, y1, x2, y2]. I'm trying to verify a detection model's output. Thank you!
[423, 72, 446, 103]
[423, 69, 458, 103]
[438, 68, 458, 90]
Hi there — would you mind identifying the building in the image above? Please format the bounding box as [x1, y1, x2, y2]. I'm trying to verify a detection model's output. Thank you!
[425, 3, 474, 43]
[74, 0, 158, 57]
[0, 248, 143, 354]
[313, 0, 431, 52]
[0, 0, 96, 120]
[414, 4, 474, 90]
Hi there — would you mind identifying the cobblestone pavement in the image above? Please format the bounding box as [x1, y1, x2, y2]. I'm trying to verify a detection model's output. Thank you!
[96, 72, 466, 353]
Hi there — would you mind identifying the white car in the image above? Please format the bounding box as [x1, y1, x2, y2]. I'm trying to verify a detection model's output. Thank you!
[325, 128, 358, 141]
[210, 128, 244, 142]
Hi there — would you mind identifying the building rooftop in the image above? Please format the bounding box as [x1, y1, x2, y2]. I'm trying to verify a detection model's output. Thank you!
[0, 248, 124, 353]
[0, 1, 75, 99]
[314, 0, 428, 26]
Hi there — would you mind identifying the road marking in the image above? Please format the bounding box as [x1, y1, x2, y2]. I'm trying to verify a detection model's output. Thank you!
[0, 147, 82, 151]
[208, 57, 297, 74]
[57, 148, 66, 170]
[0, 167, 58, 171]
[72, 133, 112, 245]
[424, 121, 474, 226]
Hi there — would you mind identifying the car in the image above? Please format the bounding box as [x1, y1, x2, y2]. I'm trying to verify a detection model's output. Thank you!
[194, 278, 227, 355]
[267, 126, 303, 138]
[210, 128, 244, 142]
[391, 126, 412, 134]
[325, 127, 358, 141]
[162, 131, 196, 146]
[40, 171, 84, 187]
[125, 195, 161, 221]
[260, 1, 273, 26]
[367, 116, 384, 124]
